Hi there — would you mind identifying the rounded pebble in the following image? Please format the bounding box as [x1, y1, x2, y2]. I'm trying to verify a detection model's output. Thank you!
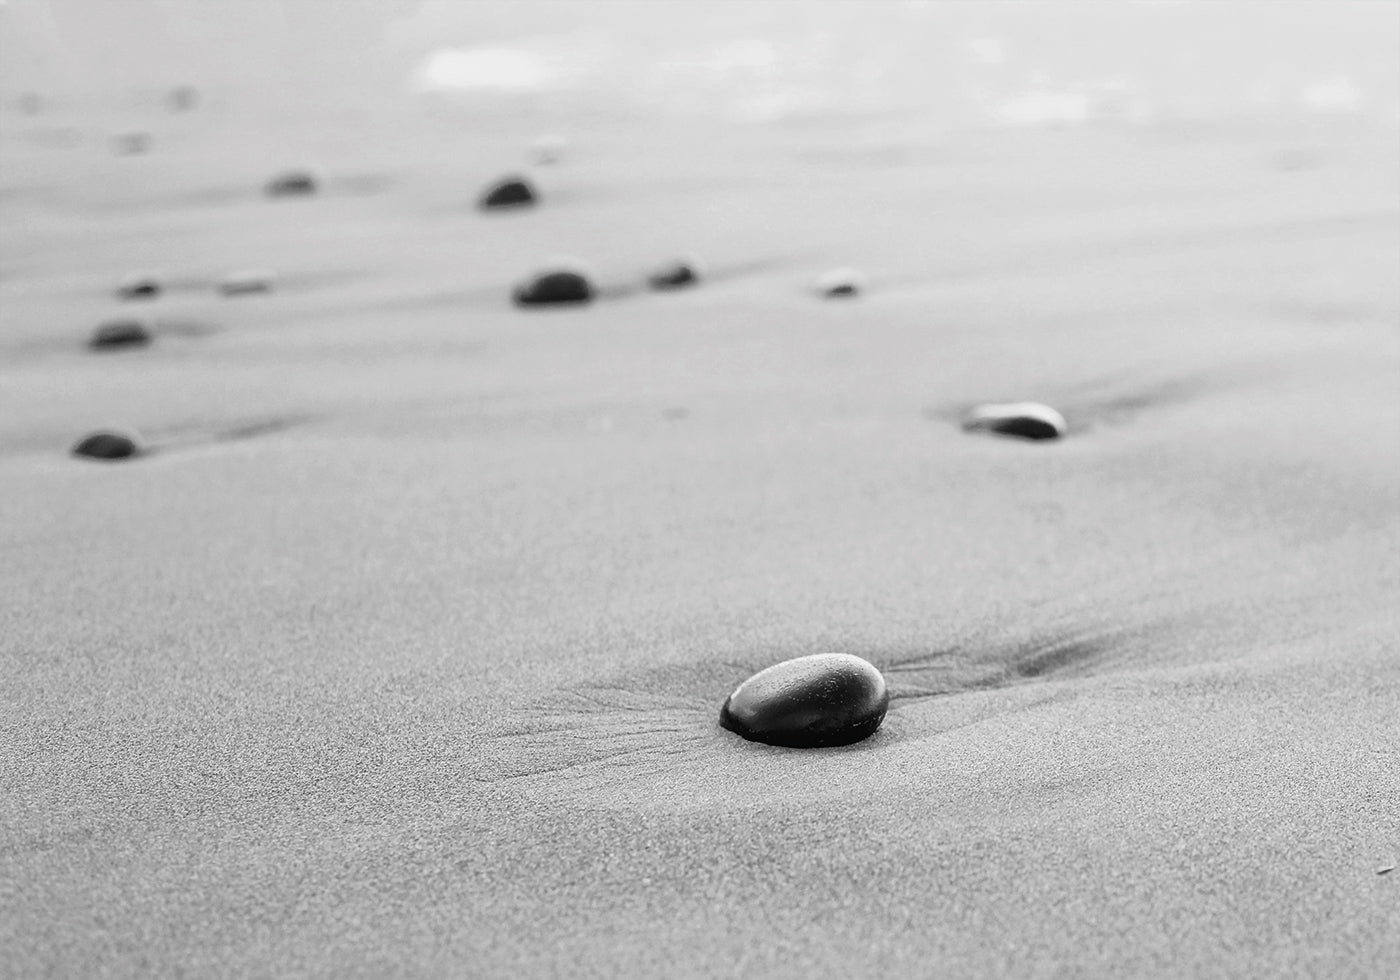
[815, 267, 867, 298]
[647, 258, 701, 291]
[72, 429, 143, 461]
[116, 277, 160, 301]
[88, 320, 153, 350]
[219, 270, 276, 296]
[962, 402, 1067, 441]
[264, 170, 318, 198]
[479, 175, 537, 210]
[720, 653, 889, 748]
[512, 261, 595, 307]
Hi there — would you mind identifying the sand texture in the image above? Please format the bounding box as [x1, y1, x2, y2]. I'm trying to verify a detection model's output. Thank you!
[2, 91, 1399, 978]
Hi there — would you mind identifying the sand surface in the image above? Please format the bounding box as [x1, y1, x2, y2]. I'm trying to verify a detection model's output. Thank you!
[2, 86, 1399, 977]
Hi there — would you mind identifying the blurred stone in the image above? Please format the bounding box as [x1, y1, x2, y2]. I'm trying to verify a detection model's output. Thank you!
[479, 175, 537, 210]
[512, 261, 595, 307]
[816, 267, 867, 298]
[647, 257, 701, 291]
[88, 320, 153, 350]
[219, 270, 276, 296]
[17, 92, 44, 116]
[72, 429, 143, 461]
[113, 132, 152, 155]
[167, 85, 199, 112]
[720, 653, 890, 748]
[265, 170, 318, 198]
[116, 277, 160, 301]
[530, 135, 566, 165]
[962, 402, 1067, 441]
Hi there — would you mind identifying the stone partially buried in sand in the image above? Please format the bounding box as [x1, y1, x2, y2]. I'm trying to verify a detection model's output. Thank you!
[88, 319, 153, 350]
[72, 429, 143, 461]
[479, 175, 538, 210]
[962, 402, 1067, 441]
[720, 653, 889, 748]
[647, 257, 702, 291]
[264, 170, 318, 198]
[512, 261, 595, 308]
[815, 267, 867, 298]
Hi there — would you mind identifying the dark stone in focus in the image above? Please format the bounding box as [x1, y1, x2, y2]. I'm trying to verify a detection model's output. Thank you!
[647, 259, 700, 291]
[962, 402, 1067, 441]
[88, 320, 153, 350]
[512, 268, 594, 307]
[72, 429, 142, 461]
[116, 278, 160, 300]
[479, 175, 537, 210]
[113, 132, 152, 155]
[265, 170, 318, 198]
[720, 653, 889, 748]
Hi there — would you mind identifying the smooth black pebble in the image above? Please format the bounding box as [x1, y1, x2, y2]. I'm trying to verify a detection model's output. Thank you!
[265, 170, 318, 198]
[88, 320, 152, 350]
[479, 175, 537, 210]
[648, 258, 701, 291]
[720, 653, 889, 748]
[962, 402, 1066, 441]
[116, 278, 160, 300]
[513, 267, 594, 307]
[72, 429, 143, 461]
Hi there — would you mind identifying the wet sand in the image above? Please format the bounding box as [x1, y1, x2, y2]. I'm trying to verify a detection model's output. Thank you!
[2, 97, 1398, 977]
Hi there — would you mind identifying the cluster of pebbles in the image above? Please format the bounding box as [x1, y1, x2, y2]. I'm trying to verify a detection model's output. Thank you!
[62, 116, 1070, 748]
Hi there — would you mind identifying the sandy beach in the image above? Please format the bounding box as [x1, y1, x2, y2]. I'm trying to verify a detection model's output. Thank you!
[3, 3, 1399, 976]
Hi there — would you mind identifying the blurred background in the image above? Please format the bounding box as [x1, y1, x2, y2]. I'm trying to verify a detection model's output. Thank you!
[2, 0, 1397, 129]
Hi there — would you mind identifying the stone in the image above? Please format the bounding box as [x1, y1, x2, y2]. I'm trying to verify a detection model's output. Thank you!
[116, 277, 160, 301]
[265, 170, 318, 198]
[815, 267, 867, 298]
[720, 653, 889, 748]
[17, 92, 44, 116]
[962, 402, 1067, 441]
[167, 85, 198, 112]
[72, 429, 143, 461]
[479, 175, 537, 210]
[219, 270, 275, 296]
[647, 258, 701, 291]
[88, 320, 153, 350]
[512, 262, 595, 307]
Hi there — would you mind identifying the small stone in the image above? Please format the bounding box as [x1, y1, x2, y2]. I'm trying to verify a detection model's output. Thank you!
[647, 258, 702, 291]
[72, 429, 143, 461]
[720, 653, 889, 748]
[113, 132, 152, 155]
[512, 261, 595, 307]
[479, 175, 537, 210]
[88, 320, 153, 350]
[962, 402, 1067, 441]
[219, 270, 276, 296]
[264, 170, 318, 198]
[116, 277, 160, 301]
[815, 267, 867, 298]
[17, 92, 44, 116]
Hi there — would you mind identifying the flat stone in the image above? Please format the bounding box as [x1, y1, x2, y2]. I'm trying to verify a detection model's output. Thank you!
[479, 175, 537, 210]
[815, 267, 867, 298]
[265, 170, 318, 198]
[512, 262, 595, 307]
[72, 429, 143, 461]
[648, 258, 701, 291]
[116, 277, 160, 300]
[720, 653, 889, 748]
[88, 320, 153, 350]
[962, 402, 1067, 441]
[219, 270, 276, 296]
